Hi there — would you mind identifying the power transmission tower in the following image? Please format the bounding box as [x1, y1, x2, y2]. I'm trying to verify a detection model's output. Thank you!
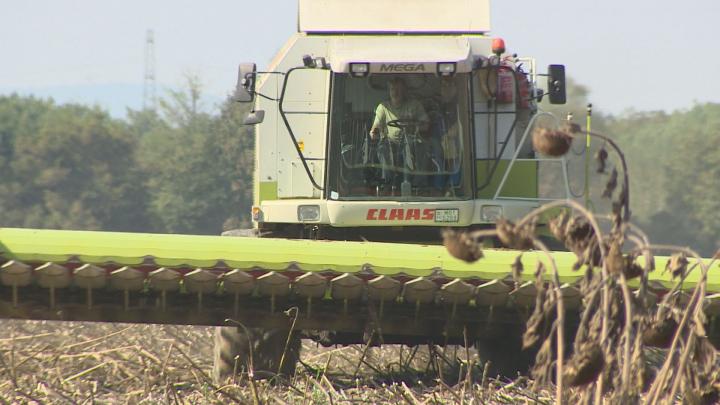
[142, 29, 157, 111]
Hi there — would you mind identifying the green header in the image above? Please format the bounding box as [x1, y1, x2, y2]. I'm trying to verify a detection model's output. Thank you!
[0, 228, 717, 291]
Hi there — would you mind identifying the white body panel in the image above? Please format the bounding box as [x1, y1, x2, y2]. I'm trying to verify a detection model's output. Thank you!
[259, 199, 538, 227]
[299, 0, 491, 34]
[330, 36, 474, 73]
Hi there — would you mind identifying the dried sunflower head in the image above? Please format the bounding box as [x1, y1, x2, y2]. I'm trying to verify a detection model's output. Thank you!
[496, 218, 534, 250]
[565, 215, 594, 243]
[622, 255, 643, 280]
[532, 127, 573, 157]
[642, 317, 678, 348]
[442, 228, 483, 263]
[564, 341, 605, 387]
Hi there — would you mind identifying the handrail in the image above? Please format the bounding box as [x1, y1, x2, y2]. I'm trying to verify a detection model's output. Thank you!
[492, 111, 571, 201]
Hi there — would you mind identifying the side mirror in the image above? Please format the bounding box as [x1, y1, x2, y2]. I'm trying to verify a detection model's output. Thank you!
[235, 63, 257, 103]
[243, 110, 265, 125]
[547, 64, 566, 104]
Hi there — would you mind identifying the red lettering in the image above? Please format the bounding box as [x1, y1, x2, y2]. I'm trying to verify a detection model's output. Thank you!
[406, 208, 420, 220]
[388, 208, 404, 220]
[422, 209, 434, 220]
[378, 209, 388, 220]
[366, 209, 378, 220]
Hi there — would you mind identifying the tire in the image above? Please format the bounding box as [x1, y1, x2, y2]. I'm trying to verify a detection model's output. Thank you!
[475, 332, 536, 379]
[213, 326, 301, 384]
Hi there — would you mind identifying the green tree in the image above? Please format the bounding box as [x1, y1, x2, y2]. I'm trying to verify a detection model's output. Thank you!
[636, 104, 720, 255]
[0, 97, 151, 231]
[137, 77, 254, 234]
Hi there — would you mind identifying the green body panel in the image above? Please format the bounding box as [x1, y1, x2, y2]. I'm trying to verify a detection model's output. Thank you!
[476, 160, 538, 199]
[1, 228, 718, 291]
[258, 181, 278, 202]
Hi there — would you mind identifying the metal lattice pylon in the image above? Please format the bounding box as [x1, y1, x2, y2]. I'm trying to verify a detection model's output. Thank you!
[142, 29, 157, 111]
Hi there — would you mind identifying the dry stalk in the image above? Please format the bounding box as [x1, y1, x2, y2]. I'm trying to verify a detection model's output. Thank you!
[645, 245, 716, 404]
[278, 307, 300, 375]
[533, 238, 566, 404]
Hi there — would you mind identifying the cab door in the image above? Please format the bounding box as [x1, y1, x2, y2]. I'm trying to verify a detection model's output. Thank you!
[277, 68, 331, 198]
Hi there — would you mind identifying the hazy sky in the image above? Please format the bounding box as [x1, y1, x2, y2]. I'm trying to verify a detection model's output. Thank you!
[1, 0, 719, 116]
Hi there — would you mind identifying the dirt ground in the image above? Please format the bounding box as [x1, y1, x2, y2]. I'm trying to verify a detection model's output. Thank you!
[0, 320, 552, 404]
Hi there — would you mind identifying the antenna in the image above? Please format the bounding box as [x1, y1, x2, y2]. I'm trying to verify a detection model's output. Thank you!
[142, 29, 157, 111]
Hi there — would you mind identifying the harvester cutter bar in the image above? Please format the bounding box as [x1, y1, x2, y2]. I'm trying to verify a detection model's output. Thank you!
[0, 228, 719, 343]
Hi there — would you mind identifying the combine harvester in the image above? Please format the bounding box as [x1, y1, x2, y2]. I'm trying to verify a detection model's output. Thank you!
[1, 0, 718, 382]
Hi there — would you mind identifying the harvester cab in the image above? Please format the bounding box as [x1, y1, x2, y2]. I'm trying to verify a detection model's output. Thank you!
[237, 0, 569, 242]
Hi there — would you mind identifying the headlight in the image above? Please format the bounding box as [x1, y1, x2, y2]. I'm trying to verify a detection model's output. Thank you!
[437, 62, 456, 76]
[297, 205, 320, 222]
[481, 205, 503, 222]
[350, 63, 370, 77]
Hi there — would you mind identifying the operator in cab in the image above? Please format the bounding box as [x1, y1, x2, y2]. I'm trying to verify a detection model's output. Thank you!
[369, 77, 429, 193]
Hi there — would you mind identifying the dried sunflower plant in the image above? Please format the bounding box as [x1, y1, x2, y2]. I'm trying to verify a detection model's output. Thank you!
[443, 122, 720, 404]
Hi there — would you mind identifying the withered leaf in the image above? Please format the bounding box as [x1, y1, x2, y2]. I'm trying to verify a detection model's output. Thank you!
[595, 147, 608, 173]
[511, 254, 524, 284]
[606, 240, 624, 276]
[562, 121, 583, 134]
[602, 168, 618, 199]
[665, 253, 689, 279]
[548, 212, 569, 243]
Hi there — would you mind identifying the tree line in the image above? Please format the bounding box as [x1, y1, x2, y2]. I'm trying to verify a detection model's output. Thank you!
[0, 78, 253, 236]
[0, 79, 717, 255]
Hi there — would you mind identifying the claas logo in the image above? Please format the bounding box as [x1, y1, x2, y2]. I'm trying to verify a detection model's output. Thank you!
[366, 208, 434, 221]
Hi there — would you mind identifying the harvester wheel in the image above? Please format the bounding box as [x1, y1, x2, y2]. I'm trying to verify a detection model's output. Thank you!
[475, 334, 535, 378]
[213, 326, 301, 384]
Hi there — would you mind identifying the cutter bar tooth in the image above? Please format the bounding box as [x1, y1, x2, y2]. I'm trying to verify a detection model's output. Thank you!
[367, 275, 401, 301]
[634, 289, 659, 308]
[110, 266, 145, 291]
[559, 283, 582, 310]
[475, 279, 511, 307]
[148, 267, 181, 292]
[73, 264, 107, 289]
[0, 260, 32, 287]
[402, 277, 437, 304]
[705, 293, 720, 316]
[330, 273, 364, 301]
[675, 291, 691, 307]
[293, 272, 327, 299]
[184, 269, 219, 294]
[35, 262, 71, 289]
[510, 281, 538, 307]
[256, 271, 290, 297]
[439, 278, 474, 305]
[222, 269, 255, 295]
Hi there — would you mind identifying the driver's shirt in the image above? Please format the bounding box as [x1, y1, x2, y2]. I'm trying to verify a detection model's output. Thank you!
[372, 99, 428, 143]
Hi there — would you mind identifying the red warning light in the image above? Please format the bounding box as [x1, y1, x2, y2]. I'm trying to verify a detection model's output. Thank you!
[492, 38, 506, 55]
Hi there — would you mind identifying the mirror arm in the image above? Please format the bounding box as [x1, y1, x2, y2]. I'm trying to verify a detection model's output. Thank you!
[251, 91, 280, 102]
